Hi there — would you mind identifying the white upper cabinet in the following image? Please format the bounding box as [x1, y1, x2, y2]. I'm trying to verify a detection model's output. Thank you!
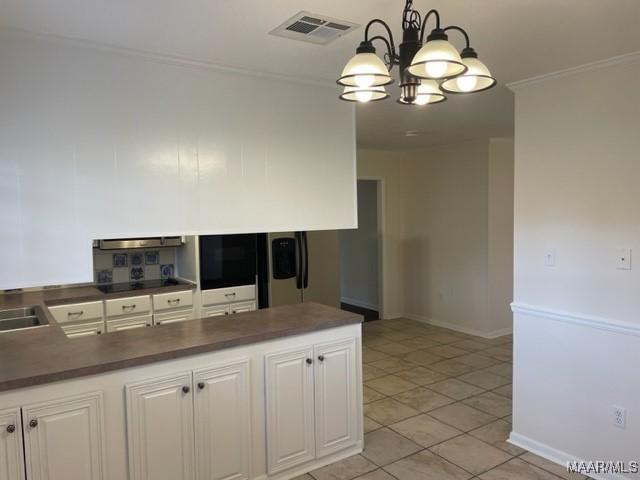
[0, 34, 356, 289]
[22, 392, 105, 480]
[0, 408, 24, 480]
[126, 373, 195, 480]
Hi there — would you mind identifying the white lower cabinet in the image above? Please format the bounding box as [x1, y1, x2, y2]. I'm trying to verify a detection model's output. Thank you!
[194, 360, 251, 480]
[0, 408, 24, 480]
[126, 373, 195, 480]
[265, 347, 316, 474]
[22, 392, 105, 480]
[229, 302, 256, 315]
[106, 314, 152, 332]
[202, 304, 230, 317]
[313, 339, 358, 458]
[265, 338, 358, 475]
[126, 360, 252, 480]
[154, 309, 193, 326]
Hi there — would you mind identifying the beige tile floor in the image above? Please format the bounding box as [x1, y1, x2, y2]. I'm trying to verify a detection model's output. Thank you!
[295, 318, 589, 480]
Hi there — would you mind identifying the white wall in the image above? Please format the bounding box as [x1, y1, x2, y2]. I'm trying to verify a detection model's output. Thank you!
[356, 150, 404, 319]
[488, 138, 515, 334]
[0, 32, 356, 290]
[401, 142, 491, 334]
[398, 141, 514, 338]
[510, 56, 640, 478]
[339, 180, 379, 310]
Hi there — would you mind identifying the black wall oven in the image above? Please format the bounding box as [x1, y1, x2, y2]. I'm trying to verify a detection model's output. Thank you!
[199, 234, 257, 291]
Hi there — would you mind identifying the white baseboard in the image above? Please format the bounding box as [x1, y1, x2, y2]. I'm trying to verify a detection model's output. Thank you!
[508, 432, 631, 480]
[340, 297, 378, 311]
[405, 313, 512, 339]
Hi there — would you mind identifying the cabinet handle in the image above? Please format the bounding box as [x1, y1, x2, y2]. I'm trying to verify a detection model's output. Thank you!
[225, 293, 236, 298]
[318, 355, 325, 362]
[224, 311, 229, 315]
[6, 424, 15, 434]
[167, 299, 181, 305]
[122, 304, 136, 311]
[231, 310, 237, 314]
[306, 358, 313, 365]
[67, 310, 84, 317]
[29, 419, 38, 428]
[197, 382, 205, 390]
[182, 385, 190, 394]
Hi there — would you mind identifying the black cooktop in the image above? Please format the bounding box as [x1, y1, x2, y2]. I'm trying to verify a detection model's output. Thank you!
[96, 278, 181, 294]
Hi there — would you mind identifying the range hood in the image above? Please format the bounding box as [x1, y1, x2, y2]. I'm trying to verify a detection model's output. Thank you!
[96, 237, 184, 250]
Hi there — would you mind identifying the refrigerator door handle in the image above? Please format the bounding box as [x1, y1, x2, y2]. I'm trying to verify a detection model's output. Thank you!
[294, 232, 303, 289]
[302, 231, 309, 289]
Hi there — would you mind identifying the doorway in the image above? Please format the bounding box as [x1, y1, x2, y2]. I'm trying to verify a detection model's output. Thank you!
[338, 179, 383, 321]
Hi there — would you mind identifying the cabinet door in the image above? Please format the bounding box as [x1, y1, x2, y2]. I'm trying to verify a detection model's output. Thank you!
[194, 360, 251, 480]
[126, 373, 195, 480]
[202, 304, 230, 318]
[153, 308, 194, 325]
[314, 338, 358, 458]
[265, 346, 315, 474]
[229, 301, 256, 315]
[0, 408, 24, 480]
[22, 392, 105, 480]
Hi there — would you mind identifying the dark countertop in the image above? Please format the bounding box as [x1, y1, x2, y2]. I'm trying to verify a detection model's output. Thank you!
[0, 284, 362, 392]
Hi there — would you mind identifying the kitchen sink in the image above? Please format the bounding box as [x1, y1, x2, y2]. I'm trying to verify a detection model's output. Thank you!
[0, 306, 49, 333]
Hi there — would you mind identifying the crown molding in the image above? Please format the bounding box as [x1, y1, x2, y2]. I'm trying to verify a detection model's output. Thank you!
[506, 50, 640, 91]
[0, 26, 336, 89]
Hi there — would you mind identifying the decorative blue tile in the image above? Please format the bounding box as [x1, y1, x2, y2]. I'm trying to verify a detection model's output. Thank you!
[130, 252, 143, 266]
[112, 253, 128, 268]
[160, 264, 174, 279]
[130, 267, 144, 281]
[96, 269, 113, 284]
[145, 251, 159, 265]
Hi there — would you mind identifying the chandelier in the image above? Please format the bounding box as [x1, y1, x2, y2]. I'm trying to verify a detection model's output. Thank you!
[337, 0, 496, 105]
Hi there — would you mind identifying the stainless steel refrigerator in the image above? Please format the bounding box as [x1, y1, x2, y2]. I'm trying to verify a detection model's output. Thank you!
[266, 231, 341, 308]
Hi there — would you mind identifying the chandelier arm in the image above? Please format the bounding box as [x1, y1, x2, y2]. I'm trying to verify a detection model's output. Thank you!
[443, 25, 471, 48]
[368, 35, 397, 69]
[364, 19, 397, 57]
[419, 9, 441, 42]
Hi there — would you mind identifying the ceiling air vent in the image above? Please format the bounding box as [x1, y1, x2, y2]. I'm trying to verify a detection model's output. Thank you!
[270, 11, 359, 45]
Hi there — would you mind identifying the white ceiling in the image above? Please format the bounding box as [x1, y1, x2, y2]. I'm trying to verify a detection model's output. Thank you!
[1, 0, 639, 150]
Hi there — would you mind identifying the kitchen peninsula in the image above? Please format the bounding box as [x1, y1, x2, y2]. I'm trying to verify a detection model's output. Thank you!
[0, 291, 363, 480]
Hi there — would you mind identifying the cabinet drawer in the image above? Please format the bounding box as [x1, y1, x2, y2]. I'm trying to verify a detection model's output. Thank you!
[61, 320, 105, 338]
[154, 309, 193, 325]
[201, 285, 255, 306]
[106, 314, 153, 332]
[202, 305, 230, 318]
[152, 290, 193, 312]
[49, 301, 104, 324]
[105, 295, 152, 318]
[230, 301, 256, 315]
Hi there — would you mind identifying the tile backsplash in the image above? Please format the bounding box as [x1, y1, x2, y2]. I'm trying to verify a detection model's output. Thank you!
[93, 247, 176, 284]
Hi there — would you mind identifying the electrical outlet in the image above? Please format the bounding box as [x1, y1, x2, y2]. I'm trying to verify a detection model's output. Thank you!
[544, 248, 556, 267]
[613, 405, 626, 428]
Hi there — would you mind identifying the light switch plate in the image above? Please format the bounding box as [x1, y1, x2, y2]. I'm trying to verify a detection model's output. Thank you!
[616, 248, 631, 270]
[544, 248, 556, 267]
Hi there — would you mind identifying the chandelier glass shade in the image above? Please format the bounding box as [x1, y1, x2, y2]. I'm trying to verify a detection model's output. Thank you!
[340, 85, 389, 103]
[337, 0, 496, 104]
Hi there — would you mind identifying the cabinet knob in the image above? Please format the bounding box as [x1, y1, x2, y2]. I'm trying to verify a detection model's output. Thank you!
[6, 424, 15, 434]
[318, 355, 325, 362]
[305, 358, 313, 365]
[197, 382, 205, 390]
[182, 386, 190, 394]
[29, 419, 38, 428]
